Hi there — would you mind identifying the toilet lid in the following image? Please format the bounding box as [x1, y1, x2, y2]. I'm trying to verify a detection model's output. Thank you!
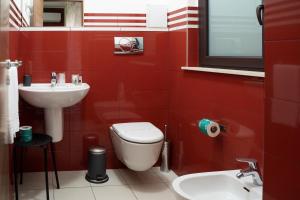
[112, 122, 164, 143]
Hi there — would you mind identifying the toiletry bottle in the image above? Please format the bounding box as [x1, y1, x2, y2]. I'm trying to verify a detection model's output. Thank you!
[58, 72, 66, 85]
[78, 75, 82, 84]
[23, 74, 32, 86]
[72, 74, 79, 85]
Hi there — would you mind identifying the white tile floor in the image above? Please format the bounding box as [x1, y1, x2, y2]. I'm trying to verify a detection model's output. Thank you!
[17, 167, 184, 200]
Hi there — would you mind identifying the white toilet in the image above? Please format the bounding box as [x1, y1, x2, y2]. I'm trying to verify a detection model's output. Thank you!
[110, 122, 164, 171]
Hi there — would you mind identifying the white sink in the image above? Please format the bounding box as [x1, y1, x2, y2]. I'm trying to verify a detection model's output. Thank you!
[172, 170, 262, 200]
[19, 83, 90, 142]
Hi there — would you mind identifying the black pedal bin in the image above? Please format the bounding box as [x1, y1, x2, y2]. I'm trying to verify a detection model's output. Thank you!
[85, 147, 109, 184]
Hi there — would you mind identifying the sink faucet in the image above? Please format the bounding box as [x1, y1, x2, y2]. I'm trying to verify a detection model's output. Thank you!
[51, 72, 57, 87]
[236, 158, 263, 186]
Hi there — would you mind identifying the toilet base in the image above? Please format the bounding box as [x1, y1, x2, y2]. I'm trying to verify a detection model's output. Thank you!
[85, 174, 109, 184]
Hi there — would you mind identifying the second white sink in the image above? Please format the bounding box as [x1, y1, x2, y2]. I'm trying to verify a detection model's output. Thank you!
[172, 170, 262, 200]
[19, 83, 90, 142]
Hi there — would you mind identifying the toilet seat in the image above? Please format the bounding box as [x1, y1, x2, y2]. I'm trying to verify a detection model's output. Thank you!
[112, 122, 164, 144]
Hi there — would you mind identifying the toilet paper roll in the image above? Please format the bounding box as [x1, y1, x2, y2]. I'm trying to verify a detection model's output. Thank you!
[198, 119, 220, 138]
[20, 126, 32, 142]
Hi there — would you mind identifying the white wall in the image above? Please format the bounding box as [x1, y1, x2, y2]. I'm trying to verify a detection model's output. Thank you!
[84, 0, 198, 13]
[84, 0, 166, 13]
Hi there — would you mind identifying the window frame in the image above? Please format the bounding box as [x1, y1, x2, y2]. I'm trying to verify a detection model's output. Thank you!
[199, 0, 263, 71]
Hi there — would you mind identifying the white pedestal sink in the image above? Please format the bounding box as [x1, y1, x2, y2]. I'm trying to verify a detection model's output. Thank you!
[19, 83, 90, 142]
[172, 170, 262, 200]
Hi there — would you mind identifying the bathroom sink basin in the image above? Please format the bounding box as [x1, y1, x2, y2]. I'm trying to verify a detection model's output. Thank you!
[172, 170, 262, 200]
[19, 83, 90, 142]
[18, 83, 90, 108]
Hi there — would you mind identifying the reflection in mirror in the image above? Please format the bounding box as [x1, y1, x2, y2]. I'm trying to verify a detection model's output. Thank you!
[22, 0, 83, 27]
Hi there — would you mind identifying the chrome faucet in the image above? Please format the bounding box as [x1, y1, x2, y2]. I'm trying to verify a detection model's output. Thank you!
[236, 158, 263, 186]
[51, 72, 57, 87]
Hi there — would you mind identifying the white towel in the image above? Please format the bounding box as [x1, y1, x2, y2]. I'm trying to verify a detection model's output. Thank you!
[7, 67, 19, 144]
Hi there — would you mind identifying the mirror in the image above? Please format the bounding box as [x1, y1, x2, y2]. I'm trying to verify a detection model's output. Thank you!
[21, 0, 83, 27]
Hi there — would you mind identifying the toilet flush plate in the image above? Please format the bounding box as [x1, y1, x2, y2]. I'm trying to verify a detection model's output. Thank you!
[114, 37, 144, 55]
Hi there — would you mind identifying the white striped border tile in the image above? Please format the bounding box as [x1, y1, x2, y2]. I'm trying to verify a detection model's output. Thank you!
[169, 24, 198, 31]
[9, 0, 30, 28]
[168, 7, 199, 31]
[19, 27, 71, 31]
[19, 27, 169, 32]
[83, 12, 147, 28]
[14, 6, 199, 32]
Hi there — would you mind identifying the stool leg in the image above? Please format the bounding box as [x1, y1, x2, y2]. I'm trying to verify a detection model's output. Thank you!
[13, 145, 18, 200]
[50, 142, 60, 189]
[19, 147, 23, 184]
[43, 147, 50, 200]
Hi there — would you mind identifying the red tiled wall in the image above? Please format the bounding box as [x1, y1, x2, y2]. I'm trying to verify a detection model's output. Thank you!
[168, 28, 265, 175]
[264, 0, 300, 199]
[17, 31, 169, 171]
[13, 11, 265, 174]
[10, 2, 300, 198]
[14, 28, 265, 173]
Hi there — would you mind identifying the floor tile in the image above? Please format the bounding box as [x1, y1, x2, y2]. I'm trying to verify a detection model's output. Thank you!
[92, 185, 137, 200]
[54, 187, 95, 200]
[57, 171, 90, 188]
[130, 183, 179, 200]
[17, 169, 182, 200]
[18, 189, 54, 200]
[151, 167, 178, 183]
[166, 183, 186, 200]
[119, 169, 163, 185]
[18, 172, 54, 190]
[90, 169, 127, 187]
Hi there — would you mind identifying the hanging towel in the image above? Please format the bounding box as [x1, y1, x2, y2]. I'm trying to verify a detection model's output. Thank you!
[7, 67, 20, 144]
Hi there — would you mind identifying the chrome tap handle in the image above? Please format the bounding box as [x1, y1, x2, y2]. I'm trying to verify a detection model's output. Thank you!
[236, 158, 258, 170]
[236, 158, 263, 186]
[13, 60, 22, 67]
[51, 72, 57, 79]
[50, 72, 57, 87]
[0, 59, 22, 68]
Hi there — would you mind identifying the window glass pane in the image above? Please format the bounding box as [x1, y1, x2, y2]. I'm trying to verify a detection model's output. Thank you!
[208, 0, 262, 57]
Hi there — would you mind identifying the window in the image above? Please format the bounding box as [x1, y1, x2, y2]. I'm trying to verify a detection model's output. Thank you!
[199, 0, 263, 71]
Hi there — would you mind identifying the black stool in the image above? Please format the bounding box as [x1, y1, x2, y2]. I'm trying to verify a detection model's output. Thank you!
[13, 133, 60, 200]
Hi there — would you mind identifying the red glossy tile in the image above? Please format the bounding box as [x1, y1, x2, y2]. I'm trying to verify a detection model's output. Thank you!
[168, 31, 187, 70]
[9, 31, 20, 60]
[265, 0, 300, 41]
[265, 98, 300, 156]
[19, 31, 71, 71]
[54, 132, 70, 152]
[120, 90, 169, 110]
[54, 151, 71, 171]
[264, 2, 300, 197]
[168, 70, 265, 175]
[17, 31, 170, 171]
[98, 130, 113, 151]
[16, 29, 265, 176]
[187, 28, 199, 66]
[119, 68, 168, 91]
[265, 40, 300, 102]
[106, 150, 124, 169]
[263, 153, 300, 200]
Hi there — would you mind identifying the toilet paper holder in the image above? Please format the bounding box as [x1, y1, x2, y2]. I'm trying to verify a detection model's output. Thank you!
[219, 124, 226, 132]
[207, 119, 226, 133]
[210, 124, 226, 133]
[198, 119, 226, 138]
